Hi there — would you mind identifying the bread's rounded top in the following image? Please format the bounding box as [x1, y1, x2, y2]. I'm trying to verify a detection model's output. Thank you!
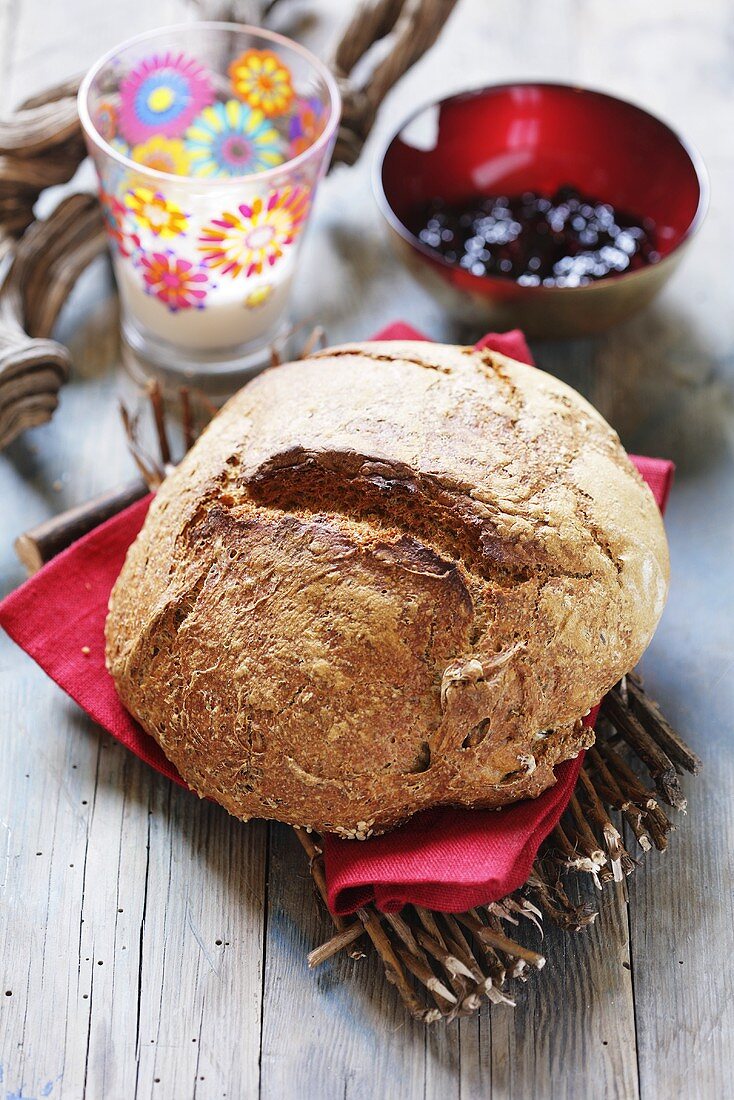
[106, 342, 669, 835]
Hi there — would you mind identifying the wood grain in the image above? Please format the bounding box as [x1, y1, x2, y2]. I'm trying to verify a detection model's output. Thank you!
[1, 0, 733, 1097]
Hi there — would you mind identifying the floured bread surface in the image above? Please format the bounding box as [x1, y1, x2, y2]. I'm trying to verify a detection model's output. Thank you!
[106, 341, 669, 835]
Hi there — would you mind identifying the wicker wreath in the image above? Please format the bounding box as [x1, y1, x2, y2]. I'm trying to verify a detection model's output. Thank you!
[0, 0, 458, 450]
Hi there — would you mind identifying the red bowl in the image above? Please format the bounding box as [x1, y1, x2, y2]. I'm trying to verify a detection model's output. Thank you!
[375, 83, 708, 338]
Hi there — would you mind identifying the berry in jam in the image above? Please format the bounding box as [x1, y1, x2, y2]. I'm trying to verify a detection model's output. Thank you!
[408, 186, 660, 287]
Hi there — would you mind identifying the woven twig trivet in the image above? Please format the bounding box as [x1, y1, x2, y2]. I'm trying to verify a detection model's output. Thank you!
[14, 331, 701, 1024]
[0, 0, 458, 451]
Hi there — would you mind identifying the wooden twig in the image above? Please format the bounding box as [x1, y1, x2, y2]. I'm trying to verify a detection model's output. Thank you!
[146, 380, 172, 468]
[579, 767, 632, 881]
[549, 821, 600, 877]
[119, 401, 164, 489]
[602, 690, 686, 810]
[13, 478, 149, 575]
[454, 911, 546, 971]
[599, 739, 675, 826]
[440, 914, 516, 1007]
[180, 387, 195, 454]
[526, 863, 598, 933]
[413, 927, 475, 984]
[307, 923, 365, 968]
[481, 907, 530, 980]
[331, 0, 459, 165]
[587, 745, 655, 852]
[567, 793, 608, 871]
[293, 828, 350, 934]
[596, 742, 674, 851]
[387, 908, 475, 1018]
[626, 672, 702, 774]
[299, 324, 327, 359]
[295, 828, 368, 958]
[493, 895, 544, 936]
[447, 916, 505, 991]
[357, 907, 439, 1022]
[392, 942, 457, 1013]
[412, 909, 475, 1009]
[386, 909, 473, 1018]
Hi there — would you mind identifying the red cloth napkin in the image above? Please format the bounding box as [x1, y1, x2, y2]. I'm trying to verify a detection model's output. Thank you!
[0, 325, 673, 915]
[0, 494, 180, 786]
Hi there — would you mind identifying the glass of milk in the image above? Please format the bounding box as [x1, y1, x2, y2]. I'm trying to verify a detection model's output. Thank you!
[79, 22, 340, 393]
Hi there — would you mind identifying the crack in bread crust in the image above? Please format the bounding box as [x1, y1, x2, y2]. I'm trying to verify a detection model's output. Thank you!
[313, 345, 454, 374]
[245, 445, 608, 587]
[106, 342, 669, 835]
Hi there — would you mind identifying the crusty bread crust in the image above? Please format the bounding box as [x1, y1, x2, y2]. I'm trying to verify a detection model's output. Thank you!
[106, 342, 669, 836]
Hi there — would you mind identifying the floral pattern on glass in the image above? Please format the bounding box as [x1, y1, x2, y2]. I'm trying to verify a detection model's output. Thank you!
[131, 136, 191, 176]
[119, 51, 214, 144]
[138, 250, 209, 311]
[99, 188, 141, 258]
[109, 137, 132, 160]
[88, 40, 332, 326]
[244, 283, 274, 309]
[185, 100, 285, 178]
[229, 49, 294, 118]
[124, 187, 188, 239]
[198, 186, 310, 278]
[94, 99, 118, 142]
[288, 97, 325, 158]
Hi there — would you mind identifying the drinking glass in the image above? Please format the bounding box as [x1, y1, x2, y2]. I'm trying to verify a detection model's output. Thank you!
[79, 22, 340, 392]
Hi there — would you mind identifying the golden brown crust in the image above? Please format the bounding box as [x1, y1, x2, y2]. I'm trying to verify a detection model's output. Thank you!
[106, 342, 669, 835]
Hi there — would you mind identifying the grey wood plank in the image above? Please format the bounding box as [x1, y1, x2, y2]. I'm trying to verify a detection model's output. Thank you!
[626, 701, 734, 1100]
[130, 794, 266, 1100]
[539, 7, 734, 1097]
[0, 3, 267, 1098]
[487, 881, 639, 1100]
[259, 823, 440, 1100]
[619, 325, 734, 1098]
[0, 673, 106, 1100]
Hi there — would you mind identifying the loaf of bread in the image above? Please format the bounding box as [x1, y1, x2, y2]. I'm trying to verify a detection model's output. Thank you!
[106, 341, 669, 836]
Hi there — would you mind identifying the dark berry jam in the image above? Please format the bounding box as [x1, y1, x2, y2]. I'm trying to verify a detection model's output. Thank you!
[408, 186, 660, 287]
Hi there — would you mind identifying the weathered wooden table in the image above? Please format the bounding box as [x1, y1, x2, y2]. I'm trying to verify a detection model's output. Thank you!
[1, 2, 732, 1097]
